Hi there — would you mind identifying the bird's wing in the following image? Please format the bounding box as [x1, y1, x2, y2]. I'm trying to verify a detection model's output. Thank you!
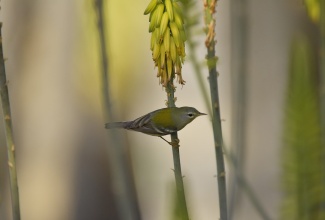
[124, 111, 179, 136]
[125, 113, 152, 129]
[125, 113, 173, 136]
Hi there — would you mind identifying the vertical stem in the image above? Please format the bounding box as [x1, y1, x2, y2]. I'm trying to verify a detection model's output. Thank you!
[94, 1, 141, 219]
[0, 24, 21, 220]
[207, 57, 228, 220]
[165, 77, 189, 220]
[204, 1, 228, 219]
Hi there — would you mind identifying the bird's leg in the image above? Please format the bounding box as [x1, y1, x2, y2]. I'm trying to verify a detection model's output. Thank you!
[159, 136, 171, 144]
[159, 136, 180, 147]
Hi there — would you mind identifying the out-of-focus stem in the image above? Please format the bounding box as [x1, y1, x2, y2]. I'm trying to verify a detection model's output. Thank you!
[229, 0, 248, 218]
[203, 1, 228, 220]
[0, 24, 21, 220]
[166, 76, 190, 220]
[94, 1, 141, 219]
[319, 0, 325, 212]
[225, 149, 271, 220]
[320, 0, 325, 129]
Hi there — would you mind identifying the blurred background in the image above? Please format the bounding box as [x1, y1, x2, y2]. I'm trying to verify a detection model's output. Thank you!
[0, 0, 322, 220]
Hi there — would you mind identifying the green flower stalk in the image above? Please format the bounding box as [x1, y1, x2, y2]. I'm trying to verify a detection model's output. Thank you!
[203, 1, 228, 220]
[0, 24, 21, 220]
[144, 0, 186, 86]
[144, 1, 190, 218]
[281, 37, 325, 220]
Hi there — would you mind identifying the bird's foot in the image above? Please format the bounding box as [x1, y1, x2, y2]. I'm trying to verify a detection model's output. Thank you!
[170, 138, 180, 148]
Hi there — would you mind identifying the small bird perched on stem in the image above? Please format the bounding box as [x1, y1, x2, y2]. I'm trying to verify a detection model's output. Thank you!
[105, 106, 206, 146]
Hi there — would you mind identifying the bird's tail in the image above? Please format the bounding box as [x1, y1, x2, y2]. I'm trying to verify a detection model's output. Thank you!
[105, 121, 128, 129]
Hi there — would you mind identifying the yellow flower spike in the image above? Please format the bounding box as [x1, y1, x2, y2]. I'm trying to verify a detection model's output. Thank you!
[150, 32, 156, 50]
[167, 57, 173, 80]
[149, 10, 154, 22]
[180, 28, 187, 42]
[174, 13, 184, 30]
[169, 22, 180, 47]
[144, 0, 158, 15]
[166, 51, 170, 59]
[149, 8, 159, 32]
[180, 53, 185, 63]
[160, 44, 166, 67]
[159, 12, 169, 38]
[172, 1, 183, 17]
[153, 41, 161, 60]
[157, 65, 163, 78]
[155, 4, 165, 27]
[165, 0, 174, 21]
[164, 27, 170, 53]
[176, 46, 181, 56]
[153, 27, 160, 44]
[149, 20, 156, 32]
[177, 41, 185, 57]
[156, 62, 162, 77]
[157, 56, 161, 69]
[159, 66, 165, 85]
[156, 59, 163, 77]
[181, 45, 186, 57]
[160, 75, 164, 85]
[170, 37, 177, 63]
[177, 73, 186, 85]
[175, 56, 181, 74]
[144, 0, 186, 86]
[163, 67, 168, 86]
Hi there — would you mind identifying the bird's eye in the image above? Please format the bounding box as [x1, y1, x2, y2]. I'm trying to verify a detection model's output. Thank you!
[188, 113, 194, 117]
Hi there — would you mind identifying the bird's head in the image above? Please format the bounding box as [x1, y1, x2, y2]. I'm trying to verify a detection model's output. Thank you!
[175, 107, 207, 129]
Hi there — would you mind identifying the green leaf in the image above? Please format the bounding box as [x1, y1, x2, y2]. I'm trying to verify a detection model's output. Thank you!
[281, 36, 325, 220]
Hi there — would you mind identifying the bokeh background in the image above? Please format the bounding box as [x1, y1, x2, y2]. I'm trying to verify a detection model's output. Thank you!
[0, 0, 320, 220]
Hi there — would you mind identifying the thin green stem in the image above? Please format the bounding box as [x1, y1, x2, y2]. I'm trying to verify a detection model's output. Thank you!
[0, 24, 21, 220]
[94, 1, 141, 219]
[166, 77, 189, 220]
[203, 1, 227, 219]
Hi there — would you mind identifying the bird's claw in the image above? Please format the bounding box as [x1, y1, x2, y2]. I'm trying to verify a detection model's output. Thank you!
[170, 138, 180, 148]
[159, 136, 180, 147]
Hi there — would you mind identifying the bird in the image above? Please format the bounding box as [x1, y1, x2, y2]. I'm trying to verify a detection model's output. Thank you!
[105, 106, 206, 145]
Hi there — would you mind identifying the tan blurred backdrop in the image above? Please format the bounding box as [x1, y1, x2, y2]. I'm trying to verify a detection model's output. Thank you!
[0, 0, 310, 220]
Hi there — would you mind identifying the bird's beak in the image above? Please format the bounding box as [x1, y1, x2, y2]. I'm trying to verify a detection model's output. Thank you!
[199, 112, 207, 116]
